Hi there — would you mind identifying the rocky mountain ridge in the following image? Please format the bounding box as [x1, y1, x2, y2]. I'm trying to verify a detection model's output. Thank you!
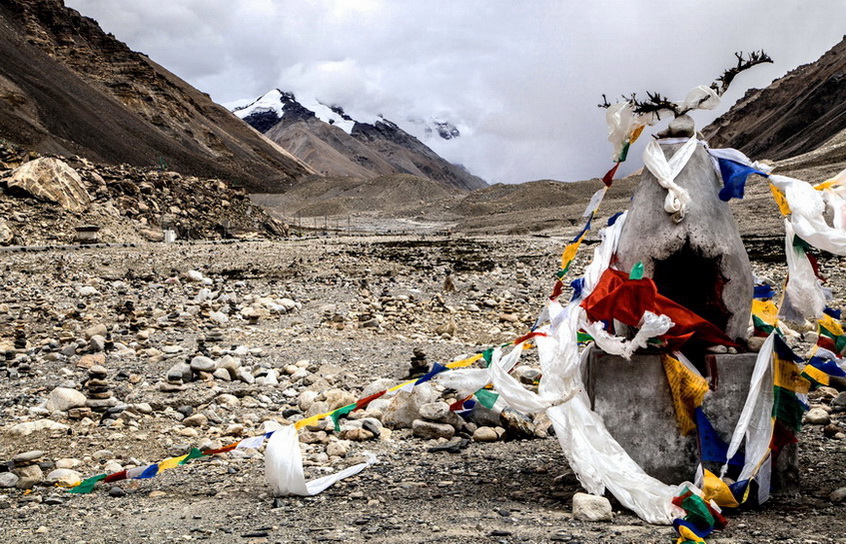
[0, 0, 313, 193]
[703, 36, 846, 166]
[234, 89, 486, 192]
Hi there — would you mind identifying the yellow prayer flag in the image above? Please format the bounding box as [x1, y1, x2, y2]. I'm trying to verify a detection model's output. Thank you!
[158, 454, 189, 471]
[819, 314, 845, 337]
[560, 241, 582, 269]
[676, 525, 706, 544]
[701, 469, 739, 508]
[773, 353, 811, 394]
[629, 124, 646, 145]
[446, 353, 483, 369]
[751, 299, 779, 326]
[662, 354, 709, 436]
[769, 183, 791, 216]
[802, 364, 830, 386]
[294, 414, 325, 430]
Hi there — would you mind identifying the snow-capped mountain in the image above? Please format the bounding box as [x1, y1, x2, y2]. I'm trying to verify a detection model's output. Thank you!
[231, 90, 486, 192]
[405, 117, 461, 141]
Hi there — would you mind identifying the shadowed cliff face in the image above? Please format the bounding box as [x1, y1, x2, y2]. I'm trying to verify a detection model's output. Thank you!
[0, 0, 313, 192]
[703, 37, 846, 163]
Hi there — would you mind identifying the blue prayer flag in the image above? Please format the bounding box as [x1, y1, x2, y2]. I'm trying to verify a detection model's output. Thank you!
[717, 158, 768, 202]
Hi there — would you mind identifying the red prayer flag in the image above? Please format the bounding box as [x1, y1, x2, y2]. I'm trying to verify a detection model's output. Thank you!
[581, 268, 737, 350]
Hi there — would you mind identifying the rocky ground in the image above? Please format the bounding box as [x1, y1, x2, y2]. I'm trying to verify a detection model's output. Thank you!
[1, 235, 846, 544]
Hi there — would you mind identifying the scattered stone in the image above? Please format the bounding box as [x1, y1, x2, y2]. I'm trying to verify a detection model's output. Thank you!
[190, 355, 217, 372]
[805, 407, 831, 425]
[7, 419, 69, 437]
[411, 419, 455, 440]
[46, 469, 82, 487]
[46, 387, 87, 412]
[472, 426, 499, 442]
[830, 487, 846, 502]
[0, 472, 19, 488]
[572, 492, 613, 521]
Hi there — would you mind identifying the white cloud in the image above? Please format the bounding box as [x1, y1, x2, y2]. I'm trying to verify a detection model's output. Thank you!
[67, 0, 846, 183]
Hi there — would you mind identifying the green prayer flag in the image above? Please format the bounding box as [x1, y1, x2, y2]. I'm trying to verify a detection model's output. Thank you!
[773, 386, 807, 433]
[752, 315, 776, 335]
[835, 334, 846, 355]
[482, 348, 494, 368]
[178, 448, 206, 465]
[474, 388, 499, 410]
[330, 403, 356, 432]
[681, 493, 714, 528]
[66, 473, 107, 494]
[576, 331, 593, 343]
[792, 235, 811, 252]
[618, 141, 631, 163]
[629, 261, 644, 280]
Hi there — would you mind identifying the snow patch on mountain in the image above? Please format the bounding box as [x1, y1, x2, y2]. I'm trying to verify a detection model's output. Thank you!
[232, 89, 356, 134]
[405, 117, 461, 141]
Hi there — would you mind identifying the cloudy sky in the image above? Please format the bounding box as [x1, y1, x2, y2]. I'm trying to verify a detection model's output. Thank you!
[65, 1, 846, 184]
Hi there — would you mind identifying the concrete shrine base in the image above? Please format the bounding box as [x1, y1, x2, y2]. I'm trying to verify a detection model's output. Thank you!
[583, 346, 798, 493]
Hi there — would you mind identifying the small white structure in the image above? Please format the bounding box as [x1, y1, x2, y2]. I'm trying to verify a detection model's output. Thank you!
[74, 225, 100, 244]
[163, 229, 177, 243]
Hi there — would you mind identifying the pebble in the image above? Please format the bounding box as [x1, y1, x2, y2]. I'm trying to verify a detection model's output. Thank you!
[0, 472, 19, 488]
[46, 468, 82, 486]
[411, 419, 455, 440]
[108, 486, 127, 497]
[7, 419, 69, 436]
[472, 426, 499, 442]
[46, 387, 87, 412]
[12, 450, 44, 464]
[572, 492, 613, 521]
[830, 487, 846, 502]
[805, 407, 831, 425]
[190, 355, 217, 372]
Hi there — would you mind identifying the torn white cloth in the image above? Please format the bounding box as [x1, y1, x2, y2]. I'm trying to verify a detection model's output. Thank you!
[771, 174, 846, 255]
[783, 220, 826, 320]
[265, 425, 376, 496]
[721, 333, 774, 482]
[642, 137, 698, 219]
[677, 85, 720, 113]
[583, 311, 673, 360]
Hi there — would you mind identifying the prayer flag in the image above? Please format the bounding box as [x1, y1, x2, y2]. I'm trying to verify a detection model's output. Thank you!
[717, 158, 768, 201]
[695, 408, 743, 466]
[415, 363, 448, 385]
[581, 268, 737, 350]
[662, 354, 709, 436]
[66, 473, 106, 494]
[474, 388, 499, 410]
[701, 469, 739, 508]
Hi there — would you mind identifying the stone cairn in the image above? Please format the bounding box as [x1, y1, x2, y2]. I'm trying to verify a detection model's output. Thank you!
[11, 450, 44, 490]
[407, 347, 429, 379]
[82, 364, 116, 417]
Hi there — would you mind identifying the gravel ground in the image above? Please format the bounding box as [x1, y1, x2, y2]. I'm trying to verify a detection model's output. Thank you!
[1, 235, 846, 544]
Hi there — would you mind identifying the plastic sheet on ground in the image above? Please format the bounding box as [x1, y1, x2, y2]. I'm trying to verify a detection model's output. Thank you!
[265, 425, 375, 496]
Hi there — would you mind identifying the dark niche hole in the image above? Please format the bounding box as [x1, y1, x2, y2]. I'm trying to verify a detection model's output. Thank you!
[652, 242, 730, 335]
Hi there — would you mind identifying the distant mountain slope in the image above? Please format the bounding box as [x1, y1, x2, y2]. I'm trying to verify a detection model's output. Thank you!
[703, 37, 846, 162]
[0, 0, 313, 192]
[234, 89, 487, 192]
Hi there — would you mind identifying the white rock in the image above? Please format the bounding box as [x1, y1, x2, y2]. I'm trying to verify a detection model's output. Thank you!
[185, 270, 205, 282]
[419, 401, 451, 422]
[46, 468, 82, 486]
[326, 440, 350, 458]
[46, 387, 87, 412]
[7, 419, 69, 437]
[572, 492, 613, 521]
[382, 384, 436, 429]
[190, 356, 217, 372]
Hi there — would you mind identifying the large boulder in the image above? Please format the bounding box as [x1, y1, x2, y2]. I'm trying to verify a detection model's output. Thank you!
[5, 158, 91, 212]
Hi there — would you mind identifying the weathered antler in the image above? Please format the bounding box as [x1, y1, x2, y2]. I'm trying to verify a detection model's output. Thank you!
[710, 50, 773, 96]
